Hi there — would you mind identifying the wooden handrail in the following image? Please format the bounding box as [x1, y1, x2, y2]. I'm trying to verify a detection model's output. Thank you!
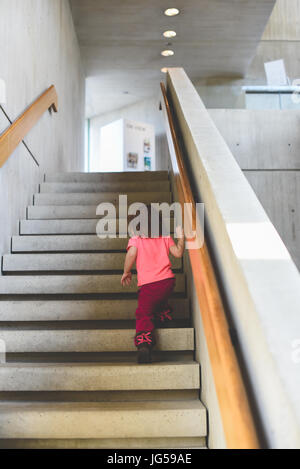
[0, 85, 58, 168]
[160, 82, 260, 449]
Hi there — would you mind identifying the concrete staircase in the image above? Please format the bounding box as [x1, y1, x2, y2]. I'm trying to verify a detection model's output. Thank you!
[0, 171, 207, 449]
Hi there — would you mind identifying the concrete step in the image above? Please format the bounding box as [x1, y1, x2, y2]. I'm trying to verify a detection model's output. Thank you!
[45, 171, 169, 183]
[27, 205, 176, 220]
[0, 389, 198, 402]
[0, 400, 207, 439]
[5, 351, 194, 364]
[2, 253, 182, 273]
[20, 219, 101, 235]
[33, 192, 172, 206]
[0, 436, 207, 449]
[20, 219, 174, 235]
[12, 235, 128, 252]
[40, 181, 170, 193]
[11, 235, 176, 253]
[0, 298, 189, 321]
[27, 205, 103, 220]
[0, 328, 193, 353]
[0, 319, 190, 330]
[0, 361, 199, 391]
[0, 273, 185, 295]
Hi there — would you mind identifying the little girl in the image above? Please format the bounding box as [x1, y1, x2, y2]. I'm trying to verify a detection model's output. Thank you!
[121, 211, 184, 364]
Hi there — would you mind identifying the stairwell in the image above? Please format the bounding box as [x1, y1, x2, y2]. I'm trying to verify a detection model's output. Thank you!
[0, 170, 207, 449]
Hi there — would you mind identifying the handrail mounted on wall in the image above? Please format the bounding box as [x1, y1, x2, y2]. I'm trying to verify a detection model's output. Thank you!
[0, 85, 58, 168]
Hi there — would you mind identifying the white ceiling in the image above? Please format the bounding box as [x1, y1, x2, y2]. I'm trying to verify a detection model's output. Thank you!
[69, 0, 276, 118]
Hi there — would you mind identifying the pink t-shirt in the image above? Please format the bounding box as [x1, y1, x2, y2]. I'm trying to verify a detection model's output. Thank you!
[127, 236, 175, 287]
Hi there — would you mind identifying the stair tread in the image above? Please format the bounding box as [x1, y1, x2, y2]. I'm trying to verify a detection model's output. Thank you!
[0, 298, 189, 321]
[0, 437, 207, 449]
[34, 192, 171, 206]
[27, 206, 176, 220]
[45, 171, 169, 183]
[0, 320, 189, 329]
[3, 253, 182, 272]
[0, 400, 205, 410]
[4, 351, 194, 364]
[0, 326, 192, 331]
[0, 361, 200, 392]
[0, 360, 197, 368]
[0, 438, 207, 450]
[12, 235, 176, 252]
[40, 181, 170, 193]
[0, 328, 194, 352]
[20, 219, 103, 234]
[12, 235, 129, 252]
[0, 274, 185, 295]
[20, 219, 174, 235]
[27, 205, 175, 219]
[0, 399, 206, 439]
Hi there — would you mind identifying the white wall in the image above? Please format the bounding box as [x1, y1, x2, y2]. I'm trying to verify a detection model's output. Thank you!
[99, 120, 124, 172]
[89, 97, 169, 172]
[0, 0, 85, 262]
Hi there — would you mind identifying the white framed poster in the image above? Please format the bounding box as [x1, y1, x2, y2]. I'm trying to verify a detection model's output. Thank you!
[99, 118, 155, 172]
[124, 119, 155, 171]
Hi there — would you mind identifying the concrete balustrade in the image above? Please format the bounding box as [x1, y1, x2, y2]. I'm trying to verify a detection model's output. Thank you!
[166, 67, 300, 449]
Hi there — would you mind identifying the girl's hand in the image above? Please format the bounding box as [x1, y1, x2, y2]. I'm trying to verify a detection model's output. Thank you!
[121, 272, 132, 287]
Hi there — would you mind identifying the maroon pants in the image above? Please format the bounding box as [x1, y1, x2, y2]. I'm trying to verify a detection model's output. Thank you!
[135, 277, 176, 334]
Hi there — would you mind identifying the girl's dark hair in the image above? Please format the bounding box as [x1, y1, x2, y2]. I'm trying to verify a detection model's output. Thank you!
[128, 205, 165, 238]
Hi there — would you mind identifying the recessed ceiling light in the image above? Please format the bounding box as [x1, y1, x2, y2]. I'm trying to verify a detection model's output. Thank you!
[163, 30, 177, 38]
[164, 8, 180, 16]
[161, 67, 168, 73]
[161, 50, 174, 57]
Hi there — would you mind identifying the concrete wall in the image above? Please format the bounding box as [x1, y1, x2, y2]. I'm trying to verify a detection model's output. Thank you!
[244, 0, 300, 87]
[193, 0, 300, 108]
[0, 0, 85, 263]
[167, 68, 300, 448]
[209, 109, 300, 270]
[89, 97, 169, 172]
[263, 0, 300, 40]
[208, 110, 300, 170]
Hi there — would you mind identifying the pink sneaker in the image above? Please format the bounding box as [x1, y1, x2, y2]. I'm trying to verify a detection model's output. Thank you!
[134, 331, 155, 364]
